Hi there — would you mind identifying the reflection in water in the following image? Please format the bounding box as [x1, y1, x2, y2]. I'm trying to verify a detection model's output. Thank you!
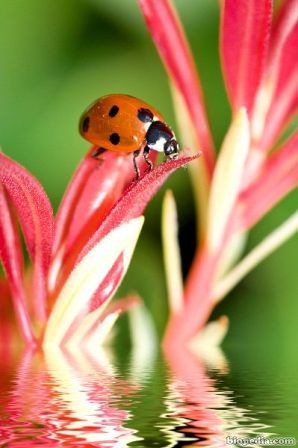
[0, 344, 292, 447]
[162, 348, 273, 447]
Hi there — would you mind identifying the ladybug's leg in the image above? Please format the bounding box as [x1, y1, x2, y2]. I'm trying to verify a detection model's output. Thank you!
[133, 149, 141, 179]
[143, 146, 153, 171]
[91, 147, 107, 159]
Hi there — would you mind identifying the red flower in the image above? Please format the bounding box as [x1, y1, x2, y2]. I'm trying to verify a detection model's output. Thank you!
[138, 0, 298, 347]
[0, 147, 197, 347]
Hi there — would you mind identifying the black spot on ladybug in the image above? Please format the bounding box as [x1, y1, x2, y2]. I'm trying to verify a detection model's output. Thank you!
[82, 116, 90, 132]
[109, 133, 120, 145]
[137, 108, 154, 123]
[109, 105, 119, 117]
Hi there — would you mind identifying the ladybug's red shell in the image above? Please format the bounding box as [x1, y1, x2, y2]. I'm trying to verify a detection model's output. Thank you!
[79, 94, 165, 153]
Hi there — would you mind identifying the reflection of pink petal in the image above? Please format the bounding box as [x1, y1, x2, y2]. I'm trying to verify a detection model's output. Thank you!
[138, 0, 215, 175]
[220, 0, 272, 115]
[239, 132, 298, 230]
[78, 155, 199, 261]
[165, 346, 225, 442]
[0, 153, 54, 325]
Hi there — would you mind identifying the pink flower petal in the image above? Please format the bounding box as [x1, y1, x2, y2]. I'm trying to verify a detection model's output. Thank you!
[44, 217, 144, 347]
[84, 295, 140, 343]
[138, 0, 215, 175]
[267, 0, 297, 74]
[78, 154, 199, 261]
[260, 22, 298, 150]
[0, 187, 35, 344]
[53, 149, 132, 257]
[220, 0, 272, 115]
[0, 277, 10, 300]
[89, 254, 124, 313]
[0, 153, 54, 322]
[239, 131, 298, 230]
[52, 156, 198, 345]
[50, 148, 157, 296]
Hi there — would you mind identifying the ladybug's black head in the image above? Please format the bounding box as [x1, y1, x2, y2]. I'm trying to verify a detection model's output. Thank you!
[164, 138, 179, 160]
[146, 121, 179, 159]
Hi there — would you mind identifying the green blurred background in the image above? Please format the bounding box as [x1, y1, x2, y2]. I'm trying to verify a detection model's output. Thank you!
[1, 0, 297, 354]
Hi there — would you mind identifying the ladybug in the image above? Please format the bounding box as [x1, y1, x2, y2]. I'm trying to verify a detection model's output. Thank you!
[79, 94, 179, 177]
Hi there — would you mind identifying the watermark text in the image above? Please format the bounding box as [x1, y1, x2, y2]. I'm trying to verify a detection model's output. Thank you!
[226, 436, 296, 446]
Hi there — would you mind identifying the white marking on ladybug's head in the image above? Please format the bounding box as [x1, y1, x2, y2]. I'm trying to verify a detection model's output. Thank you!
[146, 121, 175, 154]
[149, 135, 167, 153]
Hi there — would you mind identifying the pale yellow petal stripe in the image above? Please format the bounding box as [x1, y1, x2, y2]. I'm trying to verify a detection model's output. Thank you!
[213, 211, 298, 302]
[162, 190, 184, 314]
[43, 217, 144, 348]
[170, 83, 209, 240]
[207, 108, 250, 251]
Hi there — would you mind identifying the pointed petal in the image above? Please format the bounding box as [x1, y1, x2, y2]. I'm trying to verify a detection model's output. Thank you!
[69, 295, 140, 348]
[49, 150, 131, 292]
[53, 149, 132, 255]
[188, 317, 229, 373]
[88, 254, 124, 313]
[78, 154, 199, 260]
[52, 149, 100, 256]
[207, 109, 250, 251]
[66, 308, 121, 350]
[251, 2, 298, 146]
[80, 311, 120, 349]
[239, 131, 298, 230]
[0, 187, 36, 345]
[161, 190, 184, 314]
[49, 148, 157, 294]
[267, 0, 298, 76]
[129, 304, 158, 377]
[138, 0, 215, 175]
[171, 84, 210, 239]
[0, 153, 54, 321]
[43, 217, 144, 348]
[220, 0, 272, 115]
[261, 22, 298, 150]
[214, 211, 298, 302]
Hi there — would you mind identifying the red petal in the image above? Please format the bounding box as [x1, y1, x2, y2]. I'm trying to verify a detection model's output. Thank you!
[239, 132, 298, 230]
[0, 277, 10, 300]
[78, 154, 199, 261]
[261, 22, 298, 150]
[84, 295, 140, 343]
[50, 148, 157, 297]
[0, 153, 54, 322]
[0, 187, 35, 344]
[101, 295, 141, 319]
[53, 149, 132, 257]
[138, 0, 215, 175]
[267, 0, 297, 72]
[220, 0, 272, 115]
[89, 254, 124, 313]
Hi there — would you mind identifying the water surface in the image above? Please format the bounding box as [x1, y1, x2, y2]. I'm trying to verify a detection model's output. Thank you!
[0, 344, 297, 447]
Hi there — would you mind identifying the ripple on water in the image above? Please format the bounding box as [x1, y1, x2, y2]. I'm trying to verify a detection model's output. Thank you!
[0, 348, 297, 447]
